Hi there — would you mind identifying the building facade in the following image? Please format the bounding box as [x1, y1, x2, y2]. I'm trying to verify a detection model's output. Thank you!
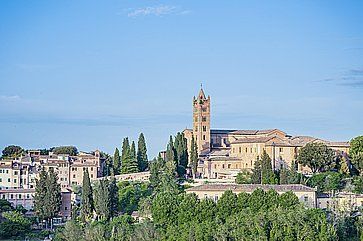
[184, 88, 350, 178]
[186, 183, 317, 208]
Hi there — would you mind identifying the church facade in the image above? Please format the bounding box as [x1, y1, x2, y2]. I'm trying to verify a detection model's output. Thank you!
[183, 88, 350, 179]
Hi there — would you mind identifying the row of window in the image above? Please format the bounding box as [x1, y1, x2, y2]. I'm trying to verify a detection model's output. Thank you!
[214, 161, 254, 170]
[232, 147, 284, 154]
[2, 193, 32, 199]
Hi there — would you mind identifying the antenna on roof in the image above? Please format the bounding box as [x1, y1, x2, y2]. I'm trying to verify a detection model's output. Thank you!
[200, 83, 203, 89]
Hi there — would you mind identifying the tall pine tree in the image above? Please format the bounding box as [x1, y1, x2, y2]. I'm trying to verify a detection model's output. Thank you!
[166, 135, 176, 163]
[34, 169, 48, 221]
[109, 176, 119, 218]
[34, 168, 61, 228]
[130, 141, 136, 160]
[137, 133, 148, 171]
[113, 148, 120, 175]
[121, 137, 139, 174]
[175, 133, 189, 177]
[81, 169, 94, 222]
[94, 179, 111, 220]
[251, 156, 261, 184]
[261, 150, 278, 184]
[121, 137, 130, 161]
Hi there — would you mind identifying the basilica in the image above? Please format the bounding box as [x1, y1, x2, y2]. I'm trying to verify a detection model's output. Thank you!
[183, 88, 350, 179]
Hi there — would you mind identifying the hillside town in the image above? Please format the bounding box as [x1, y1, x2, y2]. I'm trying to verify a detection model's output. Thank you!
[1, 88, 363, 240]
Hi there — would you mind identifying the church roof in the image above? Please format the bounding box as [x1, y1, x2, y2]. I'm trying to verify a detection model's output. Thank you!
[198, 87, 206, 100]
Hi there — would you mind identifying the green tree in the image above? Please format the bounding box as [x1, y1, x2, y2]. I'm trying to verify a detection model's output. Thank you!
[350, 136, 363, 155]
[297, 142, 334, 173]
[151, 191, 180, 227]
[130, 141, 136, 160]
[251, 156, 261, 184]
[279, 167, 289, 184]
[278, 191, 299, 208]
[121, 138, 139, 174]
[176, 193, 199, 225]
[1, 145, 23, 158]
[109, 176, 119, 218]
[94, 179, 111, 220]
[34, 168, 61, 228]
[137, 133, 148, 171]
[339, 156, 350, 175]
[261, 150, 277, 184]
[55, 220, 83, 241]
[0, 199, 13, 212]
[190, 135, 198, 178]
[52, 146, 78, 156]
[0, 211, 31, 238]
[217, 190, 238, 221]
[236, 170, 252, 184]
[34, 169, 48, 221]
[121, 137, 131, 165]
[46, 168, 62, 227]
[174, 132, 189, 177]
[149, 155, 165, 189]
[81, 169, 94, 222]
[350, 136, 363, 176]
[113, 147, 121, 175]
[307, 172, 343, 192]
[165, 135, 176, 163]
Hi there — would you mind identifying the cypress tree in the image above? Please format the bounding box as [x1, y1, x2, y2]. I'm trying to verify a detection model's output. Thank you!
[166, 135, 176, 163]
[34, 168, 62, 228]
[130, 141, 136, 160]
[251, 156, 261, 184]
[261, 150, 278, 184]
[113, 148, 120, 175]
[137, 133, 148, 171]
[94, 179, 110, 220]
[47, 169, 62, 219]
[81, 169, 94, 222]
[175, 133, 188, 177]
[109, 176, 119, 218]
[34, 169, 48, 221]
[279, 167, 289, 184]
[121, 137, 130, 161]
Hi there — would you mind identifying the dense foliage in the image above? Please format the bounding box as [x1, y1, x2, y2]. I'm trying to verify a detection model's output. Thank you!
[137, 133, 149, 171]
[1, 145, 23, 158]
[151, 190, 338, 241]
[52, 146, 78, 156]
[297, 143, 334, 173]
[34, 168, 62, 226]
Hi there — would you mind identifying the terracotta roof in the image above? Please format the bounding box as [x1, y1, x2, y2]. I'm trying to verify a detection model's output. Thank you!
[230, 136, 274, 144]
[230, 129, 283, 135]
[186, 184, 316, 193]
[211, 129, 237, 134]
[288, 136, 349, 148]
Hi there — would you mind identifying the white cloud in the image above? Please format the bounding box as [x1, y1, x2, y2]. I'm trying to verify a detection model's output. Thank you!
[0, 95, 21, 102]
[125, 5, 190, 17]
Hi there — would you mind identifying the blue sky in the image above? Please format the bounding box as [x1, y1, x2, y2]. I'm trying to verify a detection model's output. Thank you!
[0, 1, 362, 158]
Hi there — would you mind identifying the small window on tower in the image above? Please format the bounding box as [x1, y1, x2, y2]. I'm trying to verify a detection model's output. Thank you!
[203, 135, 206, 140]
[203, 126, 207, 131]
[202, 117, 207, 122]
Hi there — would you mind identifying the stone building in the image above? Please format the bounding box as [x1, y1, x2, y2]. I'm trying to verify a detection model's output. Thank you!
[186, 183, 317, 208]
[183, 87, 350, 178]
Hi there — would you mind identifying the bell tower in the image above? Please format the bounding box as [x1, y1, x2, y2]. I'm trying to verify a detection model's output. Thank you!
[193, 85, 211, 154]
